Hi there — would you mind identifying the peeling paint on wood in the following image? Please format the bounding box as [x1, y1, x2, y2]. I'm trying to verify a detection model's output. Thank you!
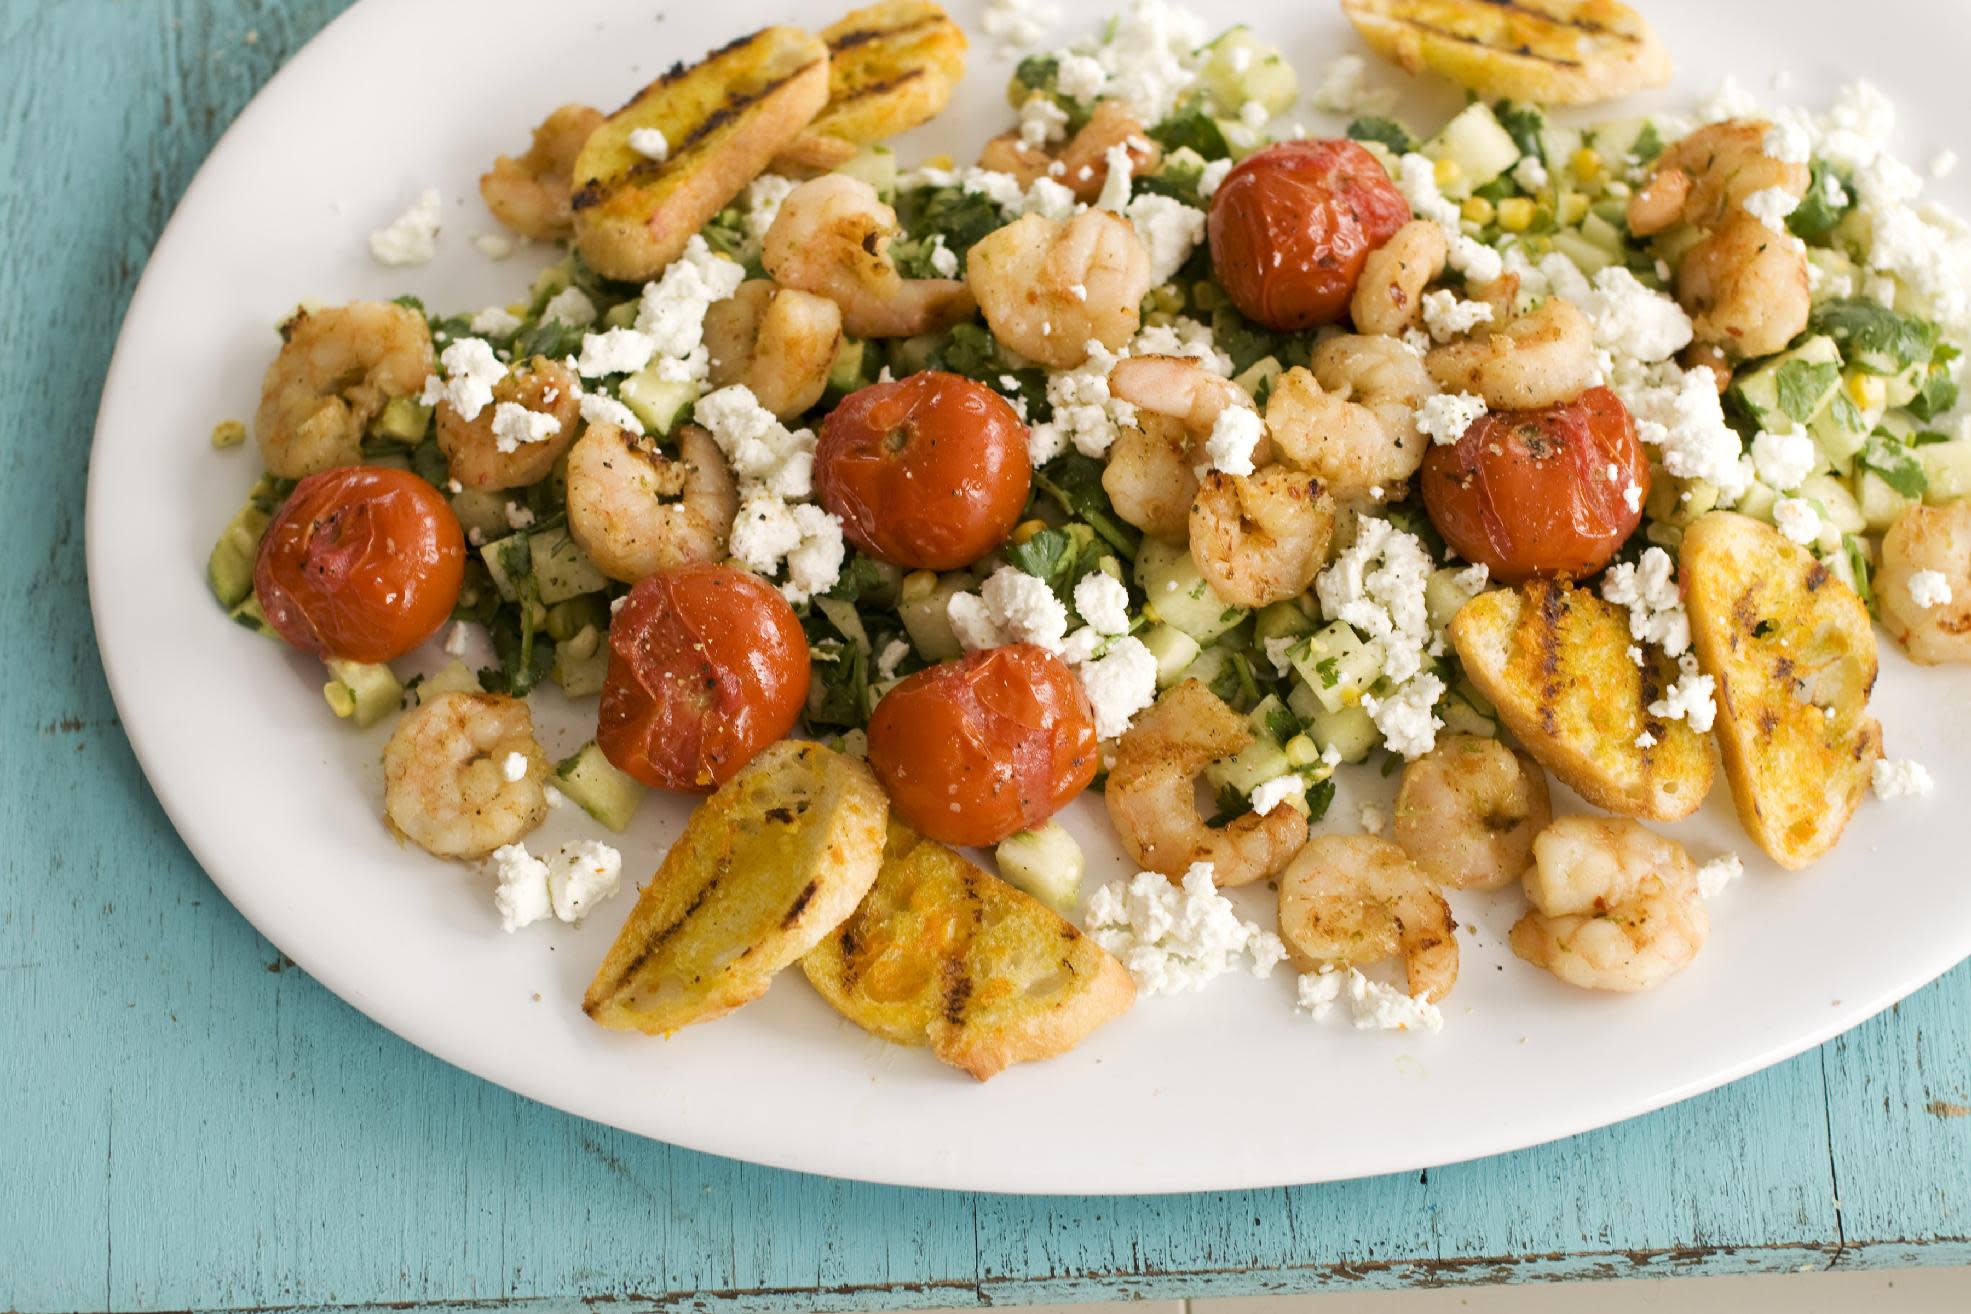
[3, 3, 1970, 1312]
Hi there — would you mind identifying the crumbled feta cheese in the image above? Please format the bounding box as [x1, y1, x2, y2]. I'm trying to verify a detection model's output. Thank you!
[1416, 391, 1488, 446]
[1751, 427, 1818, 492]
[1602, 547, 1690, 657]
[1764, 119, 1812, 165]
[1908, 569, 1954, 609]
[1130, 315, 1232, 374]
[1647, 655, 1717, 733]
[444, 622, 471, 658]
[1452, 562, 1489, 596]
[469, 305, 523, 337]
[1743, 185, 1801, 234]
[1316, 516, 1435, 686]
[1298, 967, 1443, 1032]
[1395, 153, 1460, 227]
[1249, 773, 1302, 816]
[1308, 53, 1397, 116]
[741, 174, 797, 252]
[368, 188, 443, 266]
[981, 0, 1060, 54]
[1084, 864, 1287, 997]
[1073, 571, 1132, 636]
[1421, 289, 1495, 342]
[693, 384, 816, 498]
[503, 504, 535, 534]
[1238, 99, 1270, 130]
[1872, 757, 1935, 800]
[577, 391, 643, 436]
[1357, 803, 1387, 836]
[1622, 365, 1753, 502]
[627, 127, 669, 162]
[948, 591, 1007, 652]
[1698, 74, 1761, 124]
[1623, 482, 1643, 513]
[473, 232, 514, 261]
[1773, 496, 1823, 545]
[982, 565, 1073, 651]
[1077, 635, 1158, 739]
[1060, 0, 1209, 124]
[489, 401, 561, 454]
[547, 840, 622, 923]
[490, 844, 554, 933]
[542, 285, 598, 328]
[1029, 339, 1135, 461]
[1095, 142, 1137, 212]
[1512, 154, 1549, 193]
[1056, 52, 1107, 102]
[622, 234, 746, 383]
[419, 338, 508, 422]
[1125, 193, 1207, 285]
[1199, 157, 1234, 199]
[1447, 233, 1503, 285]
[1295, 968, 1344, 1019]
[1018, 93, 1070, 149]
[500, 751, 529, 783]
[875, 638, 911, 681]
[925, 234, 959, 278]
[1363, 673, 1446, 761]
[576, 326, 656, 378]
[727, 496, 844, 604]
[1201, 404, 1265, 476]
[1263, 634, 1299, 677]
[1580, 266, 1693, 365]
[1024, 175, 1079, 220]
[1696, 853, 1744, 899]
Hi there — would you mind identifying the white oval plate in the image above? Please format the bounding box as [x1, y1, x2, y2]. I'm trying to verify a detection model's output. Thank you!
[89, 0, 1971, 1193]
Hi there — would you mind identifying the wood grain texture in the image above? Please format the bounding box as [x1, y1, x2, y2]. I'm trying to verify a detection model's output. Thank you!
[1, 2, 1968, 1310]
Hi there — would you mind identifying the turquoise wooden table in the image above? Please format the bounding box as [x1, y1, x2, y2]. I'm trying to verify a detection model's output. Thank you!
[5, 4, 1970, 1310]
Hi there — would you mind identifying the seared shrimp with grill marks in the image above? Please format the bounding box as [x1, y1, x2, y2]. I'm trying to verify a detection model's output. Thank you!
[1627, 118, 1810, 237]
[703, 280, 844, 420]
[1189, 468, 1336, 610]
[255, 301, 435, 479]
[968, 209, 1150, 370]
[383, 692, 549, 860]
[761, 174, 975, 338]
[978, 100, 1162, 201]
[1263, 336, 1434, 500]
[1425, 297, 1598, 410]
[435, 356, 582, 491]
[1879, 501, 1971, 665]
[1349, 219, 1448, 338]
[1676, 211, 1812, 361]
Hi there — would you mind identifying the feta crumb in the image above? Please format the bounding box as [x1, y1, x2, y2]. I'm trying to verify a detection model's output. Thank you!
[1416, 391, 1488, 446]
[1696, 853, 1744, 899]
[728, 495, 844, 604]
[1773, 496, 1823, 545]
[1581, 266, 1693, 365]
[1908, 569, 1953, 609]
[368, 188, 443, 266]
[1623, 482, 1643, 513]
[627, 127, 669, 162]
[1249, 774, 1303, 816]
[1647, 655, 1717, 733]
[694, 384, 816, 498]
[875, 638, 911, 681]
[500, 751, 529, 783]
[490, 401, 561, 453]
[490, 844, 554, 933]
[1238, 99, 1269, 130]
[1622, 365, 1752, 502]
[1511, 154, 1549, 193]
[1743, 185, 1801, 234]
[1421, 289, 1495, 342]
[1124, 192, 1207, 285]
[1298, 967, 1443, 1032]
[1764, 119, 1812, 165]
[1095, 142, 1136, 212]
[1357, 803, 1387, 836]
[1073, 571, 1132, 636]
[1602, 547, 1691, 657]
[1201, 405, 1265, 476]
[1751, 427, 1818, 492]
[1018, 93, 1070, 149]
[1077, 635, 1158, 740]
[419, 337, 507, 422]
[982, 566, 1072, 651]
[546, 840, 622, 923]
[1308, 54, 1396, 116]
[473, 232, 515, 261]
[577, 391, 644, 437]
[542, 285, 598, 328]
[503, 501, 535, 531]
[1198, 158, 1233, 199]
[469, 305, 523, 337]
[1084, 864, 1287, 997]
[575, 326, 654, 377]
[926, 234, 959, 278]
[1872, 757, 1935, 800]
[981, 0, 1060, 54]
[444, 623, 471, 658]
[1263, 634, 1298, 677]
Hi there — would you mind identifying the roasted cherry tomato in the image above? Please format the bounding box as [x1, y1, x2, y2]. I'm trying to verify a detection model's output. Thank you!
[1420, 387, 1650, 583]
[1207, 138, 1412, 331]
[815, 371, 1032, 570]
[597, 564, 811, 792]
[253, 466, 465, 662]
[865, 644, 1099, 847]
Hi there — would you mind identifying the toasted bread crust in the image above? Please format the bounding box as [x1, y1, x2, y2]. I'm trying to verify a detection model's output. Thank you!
[1682, 512, 1882, 869]
[1340, 0, 1671, 106]
[1451, 581, 1714, 821]
[771, 1, 967, 175]
[803, 825, 1134, 1080]
[583, 741, 887, 1035]
[573, 27, 829, 281]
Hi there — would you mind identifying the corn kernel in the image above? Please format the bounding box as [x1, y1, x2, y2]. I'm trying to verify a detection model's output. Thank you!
[923, 152, 955, 171]
[1497, 197, 1537, 232]
[1558, 192, 1590, 225]
[1460, 196, 1495, 226]
[1284, 734, 1319, 767]
[210, 419, 246, 449]
[1432, 157, 1461, 188]
[1570, 147, 1603, 181]
[900, 569, 938, 603]
[1010, 519, 1048, 545]
[323, 681, 357, 720]
[1846, 372, 1886, 411]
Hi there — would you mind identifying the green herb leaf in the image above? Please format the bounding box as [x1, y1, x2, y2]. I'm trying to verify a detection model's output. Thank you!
[1346, 116, 1418, 155]
[1787, 159, 1852, 242]
[1775, 359, 1840, 424]
[1810, 298, 1941, 375]
[1494, 101, 1546, 164]
[1150, 107, 1233, 161]
[1859, 433, 1930, 498]
[1629, 120, 1665, 165]
[1303, 775, 1337, 824]
[1032, 454, 1142, 556]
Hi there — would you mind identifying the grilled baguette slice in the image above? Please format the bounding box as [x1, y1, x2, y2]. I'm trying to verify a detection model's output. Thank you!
[803, 824, 1135, 1081]
[1451, 580, 1713, 821]
[1339, 0, 1671, 106]
[1681, 512, 1882, 870]
[572, 27, 829, 281]
[583, 741, 887, 1035]
[771, 0, 968, 175]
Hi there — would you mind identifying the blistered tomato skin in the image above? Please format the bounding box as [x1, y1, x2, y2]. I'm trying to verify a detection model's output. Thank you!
[253, 466, 466, 662]
[1421, 387, 1650, 583]
[815, 371, 1032, 571]
[597, 564, 811, 792]
[1207, 139, 1412, 331]
[865, 644, 1099, 847]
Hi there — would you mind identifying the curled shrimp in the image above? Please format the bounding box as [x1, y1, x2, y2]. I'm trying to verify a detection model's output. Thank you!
[1425, 297, 1599, 410]
[1510, 816, 1709, 993]
[383, 692, 549, 860]
[1879, 502, 1971, 664]
[1264, 336, 1433, 499]
[1189, 468, 1336, 610]
[1104, 680, 1310, 888]
[703, 280, 844, 420]
[979, 101, 1162, 202]
[565, 422, 738, 583]
[1102, 354, 1262, 544]
[254, 301, 435, 478]
[761, 174, 974, 338]
[479, 104, 605, 240]
[1349, 219, 1449, 337]
[434, 355, 581, 491]
[967, 209, 1151, 370]
[1676, 211, 1812, 360]
[1276, 836, 1460, 1003]
[1393, 735, 1551, 892]
[1627, 119, 1810, 237]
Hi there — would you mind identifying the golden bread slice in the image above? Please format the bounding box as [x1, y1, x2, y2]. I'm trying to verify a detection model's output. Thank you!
[572, 27, 829, 280]
[802, 824, 1135, 1081]
[583, 741, 887, 1035]
[1681, 512, 1882, 870]
[1451, 581, 1714, 821]
[770, 0, 967, 175]
[1338, 0, 1671, 106]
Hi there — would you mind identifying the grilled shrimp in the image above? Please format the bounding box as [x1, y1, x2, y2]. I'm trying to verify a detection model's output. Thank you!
[1676, 211, 1812, 360]
[1879, 501, 1971, 664]
[1101, 418, 1198, 544]
[1349, 219, 1449, 337]
[1425, 297, 1599, 410]
[254, 301, 435, 478]
[1276, 836, 1459, 1003]
[980, 100, 1163, 201]
[1189, 468, 1336, 609]
[1263, 337, 1434, 500]
[1627, 119, 1810, 237]
[761, 174, 975, 338]
[383, 692, 549, 860]
[1510, 816, 1709, 993]
[1393, 735, 1551, 892]
[480, 104, 605, 240]
[967, 209, 1151, 370]
[1108, 353, 1256, 437]
[703, 280, 844, 420]
[565, 422, 738, 583]
[1105, 680, 1310, 887]
[434, 356, 581, 491]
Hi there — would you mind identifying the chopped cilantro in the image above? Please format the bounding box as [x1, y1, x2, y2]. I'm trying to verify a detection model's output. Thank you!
[1346, 116, 1419, 155]
[1150, 108, 1233, 161]
[1787, 160, 1852, 243]
[1032, 454, 1141, 557]
[1906, 344, 1961, 421]
[1775, 359, 1840, 424]
[1859, 433, 1930, 498]
[1264, 703, 1300, 745]
[1810, 298, 1941, 375]
[1494, 101, 1546, 164]
[1303, 776, 1337, 823]
[1629, 121, 1665, 165]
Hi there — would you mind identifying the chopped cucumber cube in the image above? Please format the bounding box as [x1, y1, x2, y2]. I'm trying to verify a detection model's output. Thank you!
[449, 487, 512, 539]
[834, 146, 897, 199]
[415, 659, 483, 703]
[481, 528, 609, 606]
[618, 371, 697, 435]
[898, 571, 975, 663]
[1290, 621, 1382, 714]
[322, 659, 403, 729]
[1917, 441, 1971, 504]
[1135, 537, 1247, 643]
[369, 395, 432, 443]
[207, 500, 272, 608]
[1424, 103, 1521, 195]
[555, 742, 646, 832]
[1304, 696, 1378, 764]
[827, 337, 869, 395]
[1138, 623, 1203, 688]
[1199, 28, 1298, 118]
[1856, 469, 1917, 533]
[552, 625, 609, 698]
[1204, 695, 1296, 797]
[1731, 335, 1841, 433]
[994, 821, 1085, 913]
[1800, 474, 1866, 536]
